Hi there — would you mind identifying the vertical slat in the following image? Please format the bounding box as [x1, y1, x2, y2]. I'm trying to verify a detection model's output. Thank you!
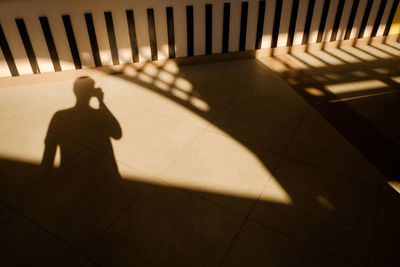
[186, 5, 194, 57]
[322, 0, 339, 42]
[173, 4, 187, 58]
[239, 1, 248, 51]
[292, 0, 309, 45]
[316, 0, 331, 43]
[0, 23, 18, 76]
[154, 7, 169, 60]
[336, 0, 355, 41]
[287, 0, 299, 47]
[371, 0, 388, 37]
[193, 3, 205, 56]
[375, 0, 394, 36]
[112, 9, 132, 64]
[0, 46, 11, 77]
[135, 9, 151, 61]
[166, 7, 176, 59]
[347, 0, 368, 39]
[255, 0, 266, 49]
[222, 3, 231, 53]
[205, 4, 212, 55]
[271, 0, 282, 48]
[302, 0, 315, 44]
[16, 18, 40, 74]
[22, 16, 54, 73]
[384, 0, 400, 35]
[62, 15, 81, 69]
[308, 0, 325, 44]
[84, 13, 102, 67]
[330, 0, 345, 41]
[212, 1, 223, 54]
[48, 15, 75, 71]
[345, 0, 360, 40]
[91, 11, 112, 66]
[126, 10, 139, 63]
[275, 0, 292, 47]
[70, 12, 95, 68]
[147, 8, 158, 61]
[229, 1, 241, 51]
[39, 17, 61, 72]
[105, 11, 119, 65]
[362, 0, 383, 38]
[245, 0, 258, 50]
[358, 0, 374, 38]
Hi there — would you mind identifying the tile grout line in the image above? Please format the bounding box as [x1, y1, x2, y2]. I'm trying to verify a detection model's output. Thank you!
[366, 173, 386, 265]
[219, 106, 310, 265]
[3, 203, 99, 266]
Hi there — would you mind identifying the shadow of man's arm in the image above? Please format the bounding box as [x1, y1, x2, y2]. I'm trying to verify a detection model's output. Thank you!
[99, 99, 122, 140]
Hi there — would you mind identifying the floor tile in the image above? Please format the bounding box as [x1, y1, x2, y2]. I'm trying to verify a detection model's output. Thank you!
[143, 86, 237, 128]
[369, 184, 400, 267]
[0, 123, 85, 203]
[11, 149, 151, 250]
[179, 59, 266, 94]
[250, 157, 378, 265]
[222, 219, 353, 267]
[0, 206, 80, 266]
[111, 108, 203, 176]
[86, 180, 245, 266]
[285, 112, 385, 184]
[160, 131, 281, 215]
[241, 67, 309, 112]
[209, 96, 305, 154]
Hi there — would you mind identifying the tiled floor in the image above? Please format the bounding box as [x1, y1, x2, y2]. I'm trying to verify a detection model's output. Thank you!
[0, 43, 399, 266]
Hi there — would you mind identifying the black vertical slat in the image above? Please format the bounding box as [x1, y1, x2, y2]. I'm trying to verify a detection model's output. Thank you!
[239, 1, 249, 51]
[84, 13, 101, 67]
[222, 3, 230, 53]
[255, 0, 266, 49]
[271, 0, 282, 48]
[205, 4, 212, 55]
[186, 6, 194, 57]
[344, 0, 360, 40]
[166, 7, 176, 59]
[371, 0, 388, 37]
[287, 0, 299, 46]
[105, 11, 119, 65]
[316, 0, 331, 43]
[62, 15, 81, 69]
[39, 17, 61, 72]
[358, 0, 374, 38]
[330, 0, 345, 41]
[126, 10, 139, 63]
[15, 18, 40, 74]
[0, 23, 19, 76]
[384, 0, 400, 36]
[302, 0, 315, 45]
[147, 8, 158, 61]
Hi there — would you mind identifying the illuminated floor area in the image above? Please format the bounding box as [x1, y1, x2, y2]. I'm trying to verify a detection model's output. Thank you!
[0, 43, 399, 266]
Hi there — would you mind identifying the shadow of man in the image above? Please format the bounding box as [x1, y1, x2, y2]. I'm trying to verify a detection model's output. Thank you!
[41, 76, 122, 174]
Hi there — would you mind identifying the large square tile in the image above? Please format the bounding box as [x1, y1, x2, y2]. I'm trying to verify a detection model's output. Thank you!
[86, 180, 245, 266]
[222, 220, 351, 267]
[111, 108, 203, 177]
[160, 131, 281, 215]
[11, 149, 151, 250]
[210, 96, 306, 154]
[242, 67, 309, 112]
[250, 157, 379, 265]
[369, 184, 400, 267]
[285, 113, 385, 184]
[0, 206, 80, 266]
[179, 59, 266, 94]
